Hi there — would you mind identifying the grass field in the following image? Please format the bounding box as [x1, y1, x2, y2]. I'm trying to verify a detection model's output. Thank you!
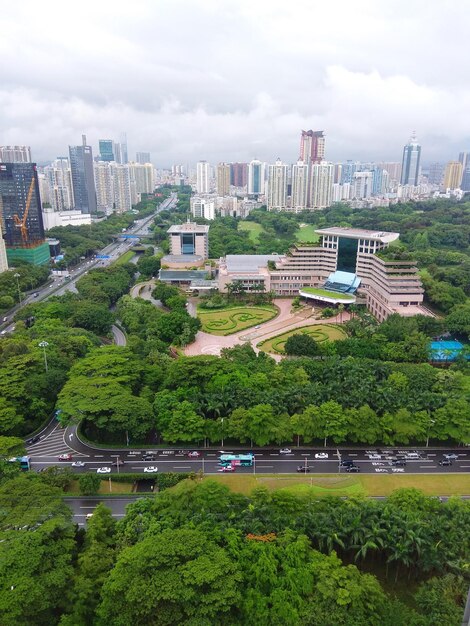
[238, 221, 264, 243]
[205, 473, 470, 497]
[295, 224, 319, 243]
[258, 323, 347, 354]
[112, 250, 135, 265]
[198, 305, 278, 335]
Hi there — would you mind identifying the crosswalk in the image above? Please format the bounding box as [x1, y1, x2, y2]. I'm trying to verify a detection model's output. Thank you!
[26, 423, 87, 458]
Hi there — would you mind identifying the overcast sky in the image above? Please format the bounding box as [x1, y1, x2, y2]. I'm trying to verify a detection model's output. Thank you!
[1, 0, 470, 167]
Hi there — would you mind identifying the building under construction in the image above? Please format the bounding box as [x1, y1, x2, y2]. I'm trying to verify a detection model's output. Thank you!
[0, 163, 49, 266]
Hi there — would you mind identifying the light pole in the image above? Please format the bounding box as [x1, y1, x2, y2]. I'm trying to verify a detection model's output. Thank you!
[426, 419, 436, 448]
[324, 422, 329, 448]
[38, 341, 49, 372]
[221, 417, 224, 447]
[14, 273, 22, 304]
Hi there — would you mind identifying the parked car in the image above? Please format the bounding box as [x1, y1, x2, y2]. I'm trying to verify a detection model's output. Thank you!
[97, 467, 111, 474]
[443, 453, 459, 460]
[345, 465, 361, 472]
[439, 459, 452, 466]
[314, 452, 328, 459]
[279, 448, 292, 454]
[218, 465, 235, 472]
[58, 453, 72, 461]
[187, 451, 201, 458]
[296, 465, 311, 473]
[27, 435, 40, 445]
[71, 461, 86, 468]
[143, 466, 158, 473]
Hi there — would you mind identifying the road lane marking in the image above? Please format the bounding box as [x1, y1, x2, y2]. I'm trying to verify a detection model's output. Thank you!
[257, 465, 273, 468]
[420, 465, 436, 468]
[173, 466, 191, 469]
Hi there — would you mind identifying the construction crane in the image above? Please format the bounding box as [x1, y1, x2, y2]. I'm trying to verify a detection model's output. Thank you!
[13, 176, 36, 245]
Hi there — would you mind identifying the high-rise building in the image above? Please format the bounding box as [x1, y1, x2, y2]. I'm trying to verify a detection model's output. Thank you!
[44, 158, 74, 211]
[300, 130, 325, 164]
[136, 152, 151, 165]
[371, 168, 389, 195]
[400, 133, 421, 186]
[128, 162, 155, 195]
[461, 166, 470, 192]
[191, 196, 216, 220]
[99, 140, 115, 162]
[0, 162, 49, 265]
[0, 222, 8, 273]
[351, 171, 373, 199]
[94, 162, 114, 214]
[309, 161, 334, 208]
[111, 164, 132, 213]
[458, 151, 468, 171]
[216, 163, 230, 196]
[427, 162, 444, 185]
[340, 161, 361, 184]
[230, 162, 248, 187]
[377, 162, 402, 183]
[248, 160, 265, 196]
[267, 159, 288, 211]
[291, 160, 309, 211]
[0, 146, 32, 163]
[196, 160, 210, 194]
[69, 135, 97, 214]
[443, 161, 463, 190]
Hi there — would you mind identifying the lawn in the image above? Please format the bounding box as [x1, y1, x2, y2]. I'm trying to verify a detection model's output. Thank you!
[295, 224, 319, 243]
[258, 323, 347, 354]
[112, 250, 135, 265]
[238, 221, 264, 243]
[198, 305, 278, 335]
[205, 473, 470, 497]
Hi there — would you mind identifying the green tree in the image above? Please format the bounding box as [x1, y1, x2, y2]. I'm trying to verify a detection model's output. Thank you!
[79, 473, 102, 495]
[284, 333, 320, 357]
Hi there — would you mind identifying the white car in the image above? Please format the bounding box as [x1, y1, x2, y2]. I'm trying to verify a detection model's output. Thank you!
[96, 467, 111, 474]
[279, 448, 292, 455]
[368, 454, 382, 460]
[443, 453, 459, 460]
[144, 466, 158, 473]
[71, 461, 86, 468]
[315, 452, 329, 459]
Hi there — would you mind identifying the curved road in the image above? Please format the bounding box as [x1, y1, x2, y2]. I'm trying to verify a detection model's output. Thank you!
[111, 325, 127, 346]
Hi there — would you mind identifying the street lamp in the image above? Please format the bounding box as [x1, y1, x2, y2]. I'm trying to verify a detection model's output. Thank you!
[14, 273, 22, 304]
[38, 341, 49, 372]
[221, 417, 224, 447]
[324, 422, 329, 448]
[426, 419, 436, 448]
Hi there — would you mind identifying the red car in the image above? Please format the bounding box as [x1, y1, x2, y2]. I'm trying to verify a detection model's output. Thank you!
[218, 465, 235, 472]
[58, 453, 72, 461]
[187, 451, 201, 458]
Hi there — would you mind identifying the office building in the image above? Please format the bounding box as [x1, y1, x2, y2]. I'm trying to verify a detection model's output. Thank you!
[69, 135, 97, 214]
[230, 162, 248, 187]
[309, 161, 334, 208]
[247, 159, 265, 196]
[168, 222, 209, 258]
[0, 222, 8, 273]
[44, 158, 74, 211]
[190, 196, 216, 220]
[216, 163, 231, 196]
[0, 146, 32, 163]
[196, 160, 210, 194]
[291, 160, 309, 211]
[443, 161, 463, 190]
[99, 140, 115, 162]
[0, 162, 49, 265]
[114, 133, 128, 164]
[300, 130, 325, 164]
[267, 159, 288, 210]
[136, 152, 151, 165]
[400, 133, 421, 186]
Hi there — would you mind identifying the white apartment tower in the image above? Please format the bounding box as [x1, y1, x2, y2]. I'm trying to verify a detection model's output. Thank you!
[267, 159, 288, 211]
[191, 196, 216, 220]
[291, 160, 309, 211]
[309, 161, 334, 209]
[0, 145, 32, 163]
[44, 158, 74, 211]
[196, 161, 210, 194]
[111, 164, 132, 213]
[94, 162, 115, 214]
[351, 171, 373, 199]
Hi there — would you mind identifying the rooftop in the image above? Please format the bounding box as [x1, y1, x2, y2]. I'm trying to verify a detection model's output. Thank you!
[225, 254, 282, 273]
[167, 222, 209, 234]
[315, 227, 400, 243]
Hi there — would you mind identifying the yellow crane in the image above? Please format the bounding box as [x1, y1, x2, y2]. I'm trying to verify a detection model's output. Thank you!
[13, 176, 35, 245]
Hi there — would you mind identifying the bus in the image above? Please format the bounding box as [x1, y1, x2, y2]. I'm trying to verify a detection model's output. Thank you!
[219, 453, 254, 467]
[8, 456, 31, 471]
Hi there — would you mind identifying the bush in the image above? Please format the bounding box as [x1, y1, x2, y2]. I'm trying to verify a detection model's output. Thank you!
[321, 307, 336, 318]
[79, 473, 102, 495]
[285, 333, 321, 357]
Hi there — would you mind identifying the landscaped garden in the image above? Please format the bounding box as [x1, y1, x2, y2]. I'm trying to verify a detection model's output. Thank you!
[295, 223, 319, 243]
[198, 305, 278, 335]
[238, 221, 265, 243]
[257, 323, 347, 354]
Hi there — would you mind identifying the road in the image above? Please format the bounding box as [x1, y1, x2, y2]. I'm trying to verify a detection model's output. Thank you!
[64, 496, 142, 527]
[0, 192, 177, 333]
[111, 325, 127, 346]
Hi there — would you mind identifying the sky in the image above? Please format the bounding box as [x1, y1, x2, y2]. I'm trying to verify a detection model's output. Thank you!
[1, 0, 470, 167]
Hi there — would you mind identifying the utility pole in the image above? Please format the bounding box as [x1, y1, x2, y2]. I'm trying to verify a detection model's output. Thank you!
[38, 341, 49, 372]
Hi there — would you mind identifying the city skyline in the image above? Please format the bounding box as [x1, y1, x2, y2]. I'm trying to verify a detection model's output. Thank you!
[1, 1, 470, 166]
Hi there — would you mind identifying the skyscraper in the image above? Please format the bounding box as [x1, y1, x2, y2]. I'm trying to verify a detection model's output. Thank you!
[216, 163, 230, 196]
[129, 162, 155, 194]
[0, 146, 32, 163]
[44, 157, 74, 211]
[291, 160, 309, 211]
[196, 161, 210, 194]
[136, 152, 151, 165]
[94, 162, 115, 214]
[309, 162, 334, 209]
[267, 159, 288, 211]
[461, 166, 470, 192]
[300, 130, 325, 164]
[99, 140, 115, 162]
[230, 163, 248, 187]
[458, 151, 468, 171]
[400, 134, 421, 186]
[0, 222, 8, 273]
[443, 161, 463, 190]
[248, 160, 265, 196]
[427, 162, 444, 185]
[111, 164, 132, 213]
[69, 135, 97, 214]
[351, 171, 373, 199]
[0, 162, 49, 265]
